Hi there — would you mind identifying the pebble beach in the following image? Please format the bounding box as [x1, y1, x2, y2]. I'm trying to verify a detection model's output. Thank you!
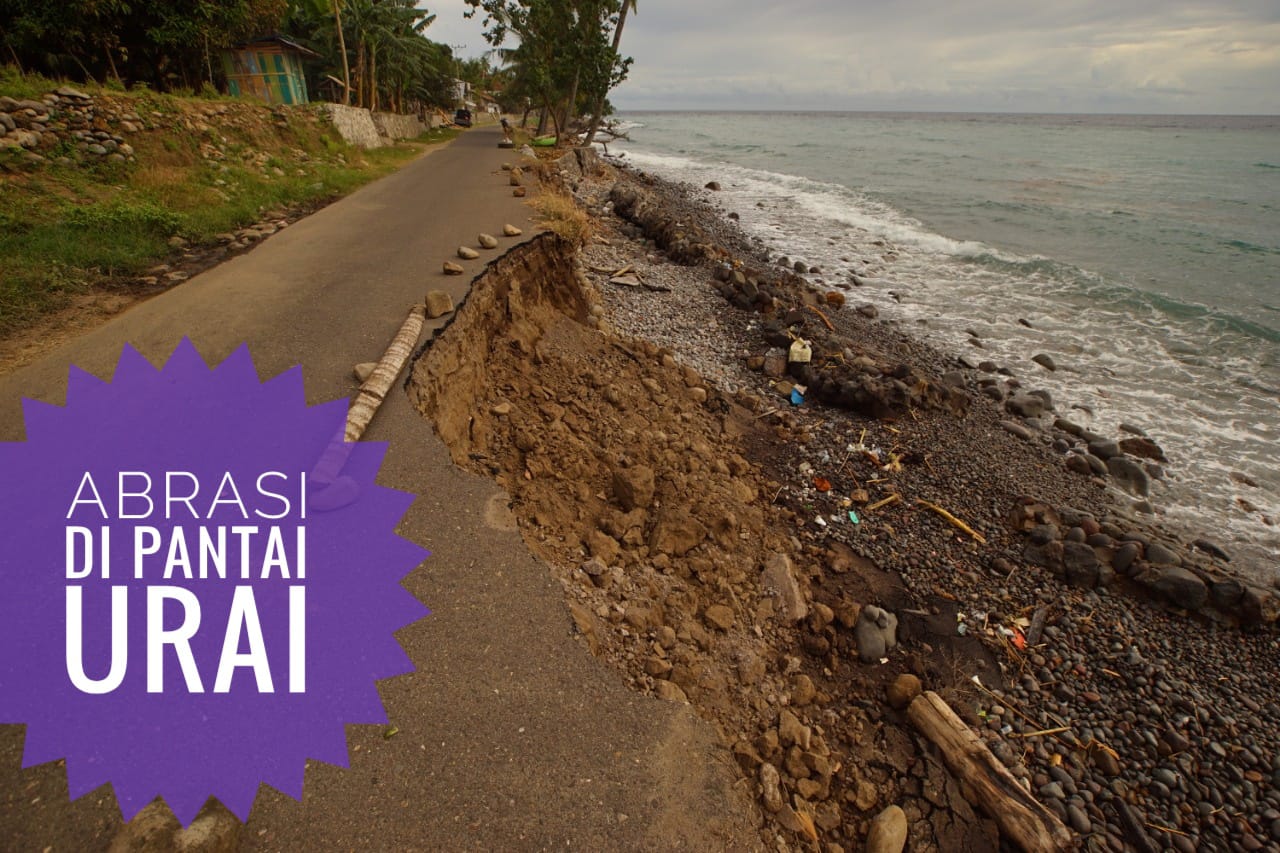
[513, 147, 1280, 851]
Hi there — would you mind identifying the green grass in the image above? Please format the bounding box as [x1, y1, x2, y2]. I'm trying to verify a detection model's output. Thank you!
[0, 88, 457, 338]
[0, 65, 57, 100]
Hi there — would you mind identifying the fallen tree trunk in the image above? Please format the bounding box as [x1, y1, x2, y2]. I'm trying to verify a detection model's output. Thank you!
[312, 304, 425, 486]
[907, 691, 1074, 852]
[345, 304, 425, 442]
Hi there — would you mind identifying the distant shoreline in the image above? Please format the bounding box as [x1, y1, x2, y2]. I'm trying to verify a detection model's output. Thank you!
[615, 108, 1280, 124]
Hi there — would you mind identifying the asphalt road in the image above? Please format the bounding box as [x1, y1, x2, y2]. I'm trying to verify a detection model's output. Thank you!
[0, 127, 757, 850]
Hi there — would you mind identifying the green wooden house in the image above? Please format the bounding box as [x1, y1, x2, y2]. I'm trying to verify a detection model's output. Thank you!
[221, 36, 318, 105]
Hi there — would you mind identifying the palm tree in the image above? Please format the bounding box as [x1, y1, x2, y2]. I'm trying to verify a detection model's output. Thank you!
[333, 0, 351, 104]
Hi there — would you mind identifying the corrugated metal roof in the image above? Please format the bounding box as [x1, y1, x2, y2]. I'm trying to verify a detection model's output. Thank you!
[230, 34, 321, 58]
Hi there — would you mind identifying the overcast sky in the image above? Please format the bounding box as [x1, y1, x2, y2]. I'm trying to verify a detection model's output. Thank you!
[424, 0, 1280, 114]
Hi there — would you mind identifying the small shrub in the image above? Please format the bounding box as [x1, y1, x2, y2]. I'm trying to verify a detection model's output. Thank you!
[0, 65, 58, 99]
[65, 201, 184, 236]
[531, 189, 593, 247]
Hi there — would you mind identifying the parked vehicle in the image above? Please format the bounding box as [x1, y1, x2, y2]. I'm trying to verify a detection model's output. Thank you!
[453, 109, 473, 128]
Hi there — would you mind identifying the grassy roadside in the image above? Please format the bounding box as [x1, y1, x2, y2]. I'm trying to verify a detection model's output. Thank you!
[0, 68, 458, 341]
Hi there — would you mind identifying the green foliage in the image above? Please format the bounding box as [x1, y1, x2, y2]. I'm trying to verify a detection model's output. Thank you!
[64, 201, 184, 236]
[0, 65, 58, 99]
[0, 0, 291, 91]
[284, 0, 453, 110]
[464, 1, 634, 136]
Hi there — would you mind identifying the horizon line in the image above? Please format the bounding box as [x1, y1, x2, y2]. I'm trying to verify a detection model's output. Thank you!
[613, 107, 1280, 118]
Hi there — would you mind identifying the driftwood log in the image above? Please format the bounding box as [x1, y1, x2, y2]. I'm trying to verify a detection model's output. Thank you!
[312, 304, 425, 486]
[345, 304, 425, 442]
[907, 690, 1075, 852]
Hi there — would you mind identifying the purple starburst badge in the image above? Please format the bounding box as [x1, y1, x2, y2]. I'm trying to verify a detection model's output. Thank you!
[0, 340, 428, 825]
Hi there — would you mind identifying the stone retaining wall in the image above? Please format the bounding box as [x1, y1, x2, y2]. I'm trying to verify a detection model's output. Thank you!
[0, 86, 140, 167]
[0, 86, 429, 171]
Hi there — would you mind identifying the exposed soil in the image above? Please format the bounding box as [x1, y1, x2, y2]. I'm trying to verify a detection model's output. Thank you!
[408, 232, 1013, 849]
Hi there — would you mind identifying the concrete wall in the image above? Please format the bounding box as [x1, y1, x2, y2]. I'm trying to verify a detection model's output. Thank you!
[318, 103, 383, 149]
[372, 111, 425, 140]
[319, 104, 430, 148]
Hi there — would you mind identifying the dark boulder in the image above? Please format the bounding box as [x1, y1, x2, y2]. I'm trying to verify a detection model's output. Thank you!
[1087, 438, 1121, 460]
[1032, 353, 1057, 371]
[1006, 393, 1046, 418]
[1062, 541, 1101, 588]
[1119, 436, 1168, 462]
[1152, 567, 1208, 611]
[1112, 542, 1141, 575]
[1146, 541, 1181, 566]
[1107, 456, 1151, 497]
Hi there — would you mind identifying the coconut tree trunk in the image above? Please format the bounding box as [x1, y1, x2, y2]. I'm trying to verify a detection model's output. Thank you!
[334, 0, 351, 105]
[355, 38, 365, 107]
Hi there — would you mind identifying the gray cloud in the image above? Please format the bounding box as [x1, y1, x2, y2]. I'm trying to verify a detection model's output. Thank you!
[423, 1, 1280, 113]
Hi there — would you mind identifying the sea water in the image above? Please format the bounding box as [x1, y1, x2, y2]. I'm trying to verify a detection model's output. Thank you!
[611, 111, 1280, 578]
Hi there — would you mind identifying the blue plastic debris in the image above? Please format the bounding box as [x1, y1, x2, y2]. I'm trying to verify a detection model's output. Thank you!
[848, 510, 860, 524]
[790, 388, 804, 406]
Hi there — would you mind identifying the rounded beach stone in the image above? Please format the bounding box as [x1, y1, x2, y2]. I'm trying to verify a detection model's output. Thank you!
[866, 805, 908, 853]
[887, 674, 922, 709]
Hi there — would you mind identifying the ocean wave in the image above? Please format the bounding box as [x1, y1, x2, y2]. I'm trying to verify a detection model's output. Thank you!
[1222, 238, 1280, 256]
[620, 146, 1280, 346]
[618, 149, 1008, 261]
[956, 252, 1276, 340]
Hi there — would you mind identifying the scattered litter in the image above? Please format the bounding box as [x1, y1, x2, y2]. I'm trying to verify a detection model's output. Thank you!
[915, 498, 986, 543]
[788, 339, 812, 363]
[865, 493, 901, 512]
[383, 726, 399, 739]
[813, 476, 832, 492]
[806, 304, 836, 331]
[790, 388, 804, 406]
[814, 516, 827, 527]
[848, 510, 860, 524]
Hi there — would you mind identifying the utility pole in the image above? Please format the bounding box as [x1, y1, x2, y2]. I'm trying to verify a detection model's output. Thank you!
[451, 44, 466, 108]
